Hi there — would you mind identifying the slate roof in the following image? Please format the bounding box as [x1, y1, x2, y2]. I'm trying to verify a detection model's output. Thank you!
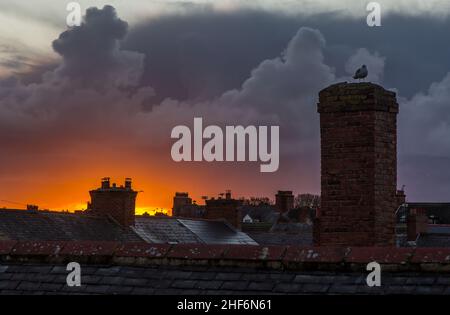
[0, 209, 257, 245]
[133, 216, 256, 245]
[1, 241, 450, 295]
[248, 223, 313, 246]
[132, 217, 200, 244]
[177, 219, 256, 245]
[0, 209, 141, 242]
[417, 225, 450, 247]
[2, 263, 450, 295]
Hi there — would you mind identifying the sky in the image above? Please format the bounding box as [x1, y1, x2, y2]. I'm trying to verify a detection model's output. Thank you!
[1, 0, 450, 213]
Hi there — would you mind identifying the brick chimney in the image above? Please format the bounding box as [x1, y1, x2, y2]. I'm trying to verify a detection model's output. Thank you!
[205, 192, 242, 230]
[275, 191, 294, 213]
[314, 82, 399, 246]
[407, 208, 429, 242]
[172, 192, 192, 217]
[89, 177, 138, 227]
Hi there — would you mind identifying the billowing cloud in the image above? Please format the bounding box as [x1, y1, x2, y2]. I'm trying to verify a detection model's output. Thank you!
[52, 5, 144, 88]
[398, 73, 450, 201]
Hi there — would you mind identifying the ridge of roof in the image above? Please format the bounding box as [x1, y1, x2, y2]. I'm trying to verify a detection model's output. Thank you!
[1, 241, 450, 272]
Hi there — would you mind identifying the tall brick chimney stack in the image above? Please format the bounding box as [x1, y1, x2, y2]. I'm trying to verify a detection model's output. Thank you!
[314, 82, 399, 246]
[89, 177, 138, 227]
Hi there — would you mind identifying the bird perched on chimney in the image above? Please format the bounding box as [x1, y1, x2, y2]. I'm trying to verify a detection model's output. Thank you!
[353, 65, 368, 81]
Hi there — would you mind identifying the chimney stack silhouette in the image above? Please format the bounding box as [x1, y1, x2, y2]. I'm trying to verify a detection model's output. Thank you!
[314, 82, 399, 246]
[89, 177, 138, 227]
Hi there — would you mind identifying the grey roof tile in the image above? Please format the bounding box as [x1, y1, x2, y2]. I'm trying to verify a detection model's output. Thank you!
[220, 281, 249, 291]
[0, 280, 19, 290]
[268, 273, 295, 282]
[106, 285, 134, 295]
[178, 218, 257, 245]
[215, 272, 242, 281]
[95, 266, 123, 276]
[0, 273, 12, 280]
[17, 281, 41, 291]
[189, 271, 217, 280]
[414, 285, 445, 295]
[101, 276, 125, 285]
[84, 285, 110, 294]
[405, 276, 436, 285]
[133, 217, 201, 244]
[241, 273, 268, 282]
[273, 283, 302, 293]
[147, 279, 173, 289]
[171, 280, 197, 289]
[294, 274, 335, 284]
[301, 283, 330, 293]
[195, 280, 222, 290]
[247, 282, 274, 291]
[436, 277, 450, 285]
[132, 287, 155, 295]
[82, 275, 102, 284]
[0, 209, 142, 242]
[39, 283, 63, 292]
[122, 278, 147, 287]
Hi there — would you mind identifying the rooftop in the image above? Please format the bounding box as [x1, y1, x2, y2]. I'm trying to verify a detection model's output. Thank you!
[0, 209, 256, 245]
[1, 241, 450, 295]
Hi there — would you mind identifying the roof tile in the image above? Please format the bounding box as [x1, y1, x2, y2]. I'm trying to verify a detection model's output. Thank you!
[412, 248, 450, 263]
[283, 246, 347, 263]
[167, 244, 226, 259]
[347, 247, 414, 264]
[223, 245, 286, 260]
[11, 241, 65, 256]
[60, 241, 119, 256]
[115, 242, 171, 258]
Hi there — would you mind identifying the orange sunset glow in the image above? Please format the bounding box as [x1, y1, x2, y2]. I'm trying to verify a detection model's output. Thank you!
[0, 145, 317, 215]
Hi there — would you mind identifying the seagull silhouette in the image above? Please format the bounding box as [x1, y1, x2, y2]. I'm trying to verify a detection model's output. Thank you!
[353, 65, 368, 82]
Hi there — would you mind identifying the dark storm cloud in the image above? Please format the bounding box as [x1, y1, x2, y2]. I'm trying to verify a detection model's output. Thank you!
[52, 5, 143, 89]
[122, 10, 450, 101]
[53, 5, 126, 75]
[122, 9, 300, 103]
[118, 8, 450, 201]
